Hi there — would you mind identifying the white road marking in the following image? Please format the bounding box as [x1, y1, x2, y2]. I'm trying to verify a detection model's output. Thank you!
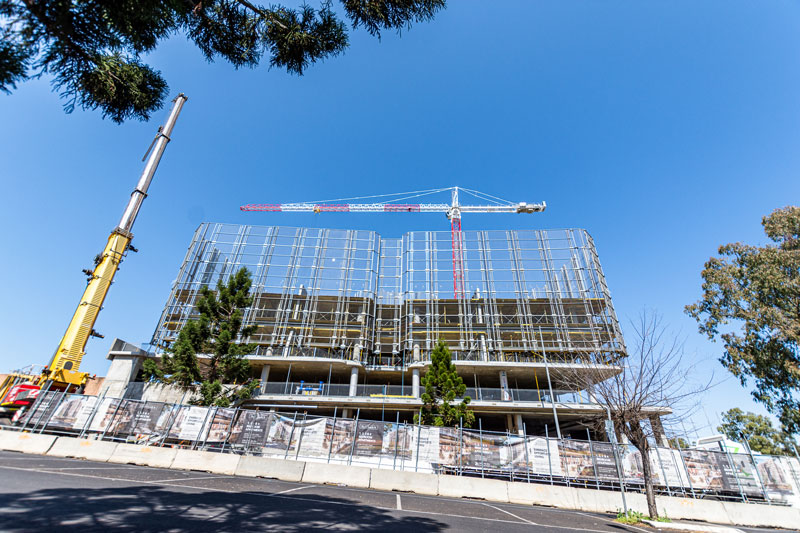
[396, 493, 402, 510]
[272, 485, 311, 495]
[49, 466, 139, 470]
[481, 502, 535, 524]
[147, 475, 231, 484]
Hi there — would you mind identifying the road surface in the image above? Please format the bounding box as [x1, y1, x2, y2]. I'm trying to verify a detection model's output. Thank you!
[0, 450, 786, 532]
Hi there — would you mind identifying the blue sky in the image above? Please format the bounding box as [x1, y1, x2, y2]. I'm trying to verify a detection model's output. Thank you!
[1, 1, 798, 438]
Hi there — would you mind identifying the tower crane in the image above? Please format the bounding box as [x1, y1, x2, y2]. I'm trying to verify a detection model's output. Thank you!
[240, 187, 546, 299]
[0, 94, 187, 419]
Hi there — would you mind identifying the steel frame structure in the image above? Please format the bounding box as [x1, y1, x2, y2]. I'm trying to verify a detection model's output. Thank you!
[152, 224, 625, 366]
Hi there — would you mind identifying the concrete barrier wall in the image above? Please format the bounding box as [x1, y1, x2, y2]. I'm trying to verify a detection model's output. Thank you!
[172, 449, 240, 476]
[0, 431, 56, 455]
[302, 461, 371, 489]
[369, 467, 439, 496]
[108, 443, 178, 468]
[2, 429, 799, 529]
[235, 455, 305, 482]
[438, 474, 509, 502]
[47, 437, 118, 462]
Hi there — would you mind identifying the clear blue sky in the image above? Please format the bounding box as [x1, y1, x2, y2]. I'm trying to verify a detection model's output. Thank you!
[1, 1, 798, 438]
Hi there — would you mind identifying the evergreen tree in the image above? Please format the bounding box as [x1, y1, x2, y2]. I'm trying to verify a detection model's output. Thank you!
[143, 267, 259, 406]
[416, 340, 474, 428]
[717, 408, 797, 456]
[0, 0, 446, 122]
[686, 206, 800, 435]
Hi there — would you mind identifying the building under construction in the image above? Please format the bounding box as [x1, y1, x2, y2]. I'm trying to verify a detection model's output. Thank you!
[143, 220, 634, 438]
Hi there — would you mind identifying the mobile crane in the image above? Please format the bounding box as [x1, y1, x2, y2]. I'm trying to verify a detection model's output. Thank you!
[0, 94, 187, 420]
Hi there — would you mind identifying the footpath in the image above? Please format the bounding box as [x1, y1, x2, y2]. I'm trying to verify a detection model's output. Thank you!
[0, 429, 797, 529]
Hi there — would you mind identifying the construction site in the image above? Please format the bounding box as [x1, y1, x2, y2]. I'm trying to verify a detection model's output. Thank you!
[92, 186, 659, 441]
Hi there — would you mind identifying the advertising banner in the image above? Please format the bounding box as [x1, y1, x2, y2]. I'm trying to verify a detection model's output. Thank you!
[263, 414, 296, 453]
[230, 410, 272, 447]
[104, 400, 138, 437]
[22, 391, 62, 428]
[558, 440, 595, 479]
[204, 408, 235, 443]
[503, 435, 529, 471]
[680, 449, 726, 490]
[409, 425, 440, 472]
[620, 445, 645, 484]
[46, 394, 97, 431]
[295, 417, 328, 458]
[381, 423, 413, 461]
[777, 457, 800, 507]
[354, 421, 387, 458]
[460, 431, 504, 470]
[323, 418, 355, 457]
[755, 455, 795, 502]
[591, 442, 619, 481]
[527, 437, 562, 477]
[649, 448, 686, 488]
[129, 402, 167, 438]
[724, 453, 762, 496]
[438, 428, 460, 466]
[166, 406, 209, 441]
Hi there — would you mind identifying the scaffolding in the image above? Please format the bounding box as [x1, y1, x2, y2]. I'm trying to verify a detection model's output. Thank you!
[152, 223, 626, 367]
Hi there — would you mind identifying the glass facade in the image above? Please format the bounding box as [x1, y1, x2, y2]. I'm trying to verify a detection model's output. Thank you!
[152, 224, 625, 365]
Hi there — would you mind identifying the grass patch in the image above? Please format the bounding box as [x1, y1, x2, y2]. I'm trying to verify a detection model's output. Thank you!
[615, 510, 646, 524]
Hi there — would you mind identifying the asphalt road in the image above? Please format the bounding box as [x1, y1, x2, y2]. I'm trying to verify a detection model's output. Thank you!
[0, 450, 788, 532]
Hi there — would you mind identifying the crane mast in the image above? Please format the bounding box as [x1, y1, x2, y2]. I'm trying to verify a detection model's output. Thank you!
[241, 186, 546, 301]
[41, 94, 187, 389]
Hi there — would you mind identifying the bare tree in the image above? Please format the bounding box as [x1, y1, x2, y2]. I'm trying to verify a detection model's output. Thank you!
[564, 311, 713, 519]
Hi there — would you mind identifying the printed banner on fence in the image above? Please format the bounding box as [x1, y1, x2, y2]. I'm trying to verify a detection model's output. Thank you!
[166, 406, 209, 441]
[528, 437, 563, 476]
[230, 410, 272, 447]
[559, 440, 595, 479]
[620, 445, 645, 484]
[591, 442, 619, 481]
[46, 394, 98, 431]
[409, 425, 440, 472]
[680, 450, 731, 491]
[756, 455, 796, 502]
[129, 402, 167, 439]
[460, 431, 503, 470]
[323, 418, 355, 457]
[204, 408, 235, 443]
[438, 428, 459, 466]
[382, 423, 413, 461]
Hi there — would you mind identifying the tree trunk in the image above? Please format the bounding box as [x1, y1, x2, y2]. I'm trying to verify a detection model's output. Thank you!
[631, 428, 658, 519]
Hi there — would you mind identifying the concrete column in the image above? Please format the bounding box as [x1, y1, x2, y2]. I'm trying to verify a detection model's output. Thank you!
[348, 366, 359, 397]
[480, 335, 488, 361]
[353, 344, 362, 362]
[499, 370, 511, 401]
[650, 415, 669, 447]
[515, 414, 524, 436]
[100, 354, 144, 398]
[412, 368, 420, 397]
[413, 343, 421, 363]
[506, 414, 514, 433]
[259, 365, 270, 395]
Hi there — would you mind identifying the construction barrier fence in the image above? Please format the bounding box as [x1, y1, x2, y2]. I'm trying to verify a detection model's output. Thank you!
[7, 390, 800, 508]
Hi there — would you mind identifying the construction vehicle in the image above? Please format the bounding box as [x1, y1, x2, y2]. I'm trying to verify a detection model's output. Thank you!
[240, 186, 546, 299]
[0, 94, 187, 420]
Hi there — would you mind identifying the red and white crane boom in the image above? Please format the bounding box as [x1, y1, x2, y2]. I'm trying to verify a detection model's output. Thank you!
[240, 187, 546, 299]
